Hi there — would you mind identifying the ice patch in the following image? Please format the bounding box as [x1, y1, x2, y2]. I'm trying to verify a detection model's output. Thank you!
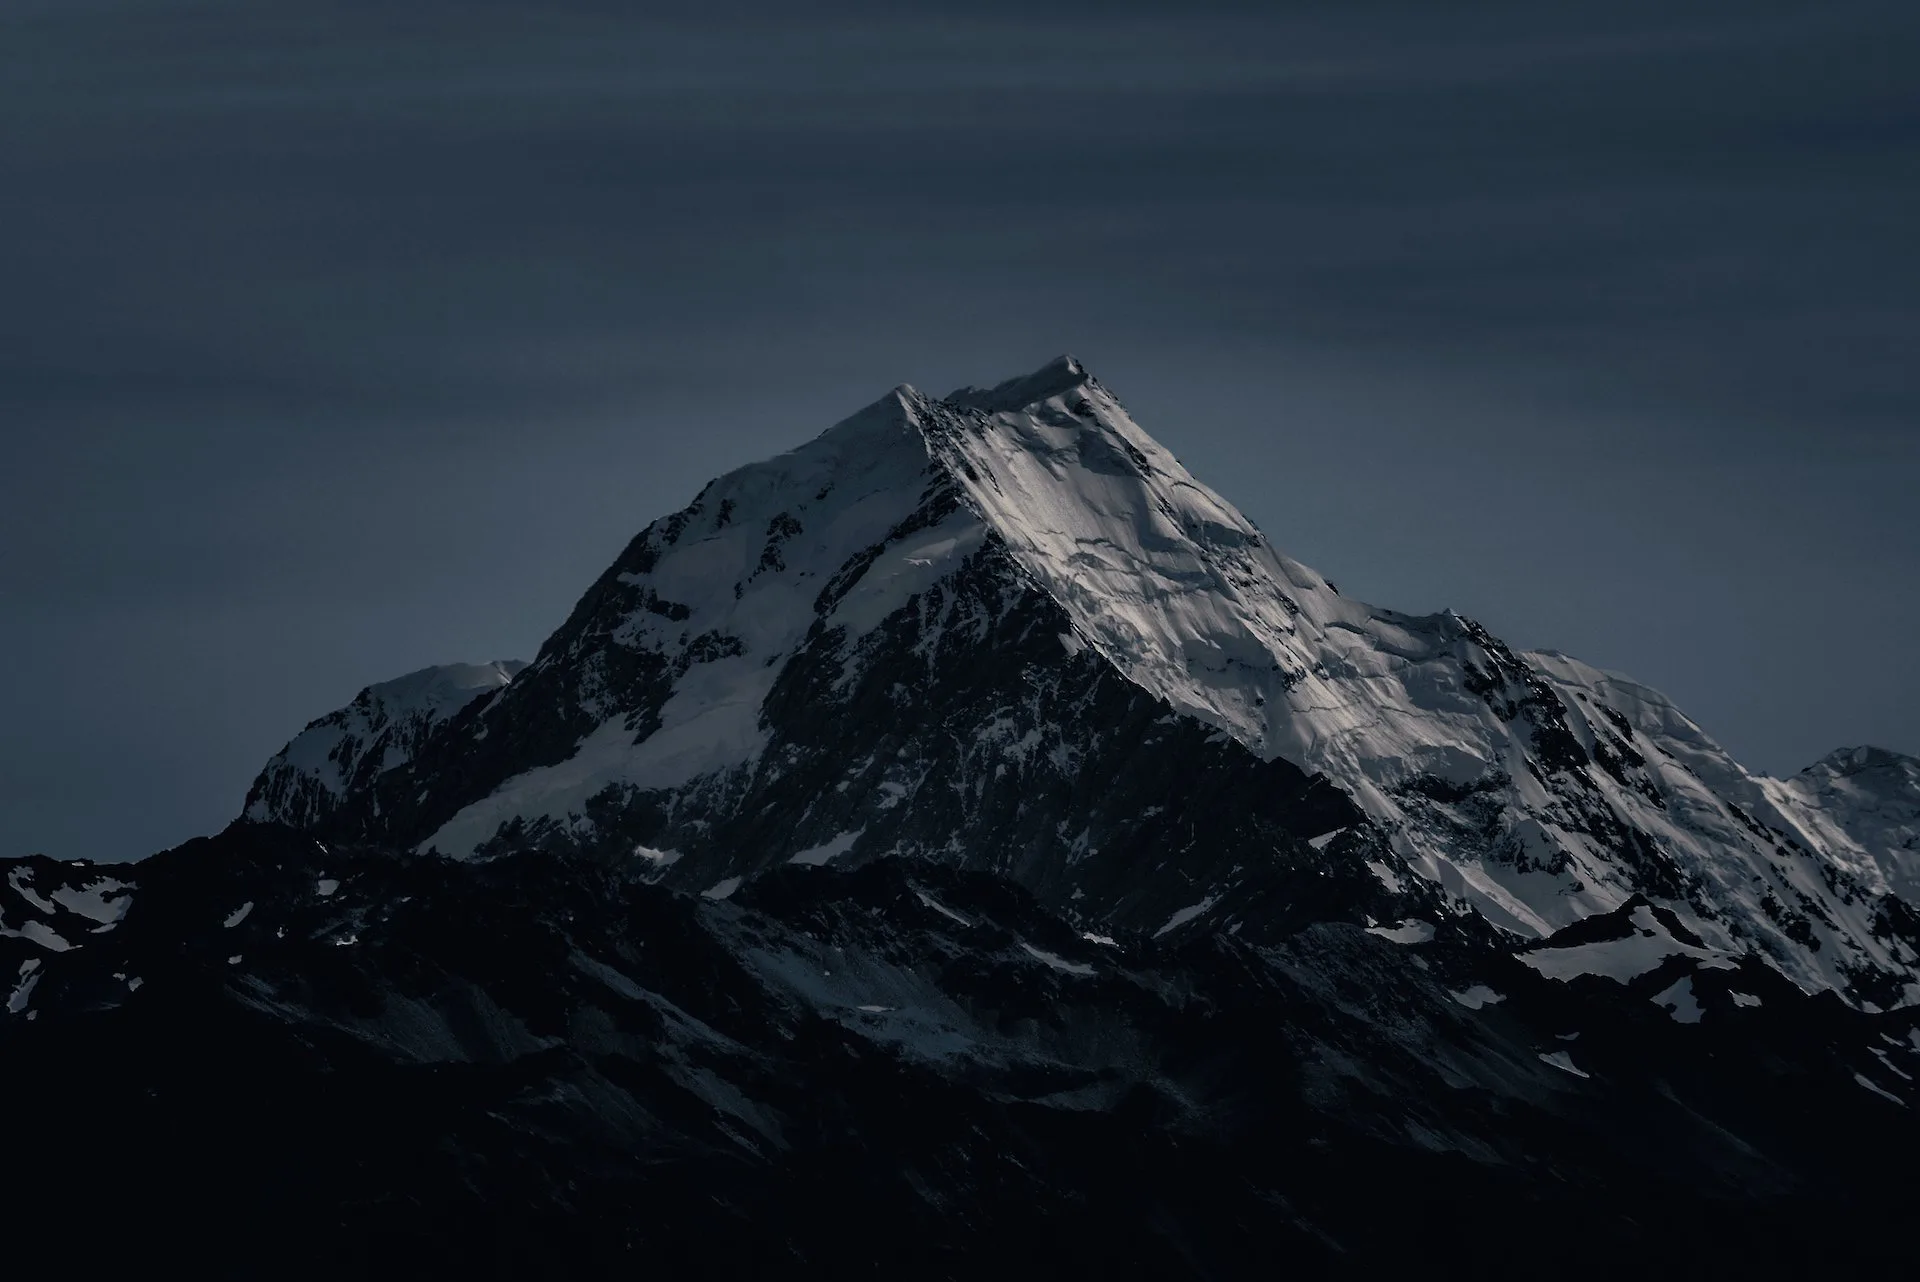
[1652, 975, 1703, 1023]
[1451, 984, 1505, 1010]
[223, 902, 253, 928]
[127, 976, 143, 991]
[702, 877, 742, 901]
[1080, 932, 1118, 948]
[1366, 919, 1435, 945]
[316, 878, 340, 897]
[790, 829, 863, 867]
[856, 1004, 893, 1013]
[1730, 991, 1762, 1008]
[1309, 828, 1345, 852]
[227, 955, 242, 965]
[1020, 942, 1095, 976]
[1538, 1051, 1590, 1079]
[1154, 894, 1220, 938]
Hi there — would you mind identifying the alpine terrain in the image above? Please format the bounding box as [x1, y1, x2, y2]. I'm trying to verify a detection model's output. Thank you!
[8, 357, 1918, 1277]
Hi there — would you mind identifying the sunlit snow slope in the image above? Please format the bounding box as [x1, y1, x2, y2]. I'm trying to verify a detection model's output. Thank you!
[244, 357, 1920, 1008]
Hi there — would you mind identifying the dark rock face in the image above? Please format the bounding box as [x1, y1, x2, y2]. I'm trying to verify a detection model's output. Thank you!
[6, 826, 1918, 1278]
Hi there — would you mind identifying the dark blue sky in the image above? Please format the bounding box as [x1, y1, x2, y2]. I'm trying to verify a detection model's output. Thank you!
[4, 0, 1916, 862]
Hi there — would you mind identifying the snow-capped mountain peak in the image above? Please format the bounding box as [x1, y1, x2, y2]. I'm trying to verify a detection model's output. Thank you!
[943, 351, 1095, 412]
[238, 358, 1920, 1009]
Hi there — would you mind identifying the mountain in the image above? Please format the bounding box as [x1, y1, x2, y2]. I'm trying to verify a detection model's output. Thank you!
[9, 357, 1920, 1275]
[244, 355, 1920, 1009]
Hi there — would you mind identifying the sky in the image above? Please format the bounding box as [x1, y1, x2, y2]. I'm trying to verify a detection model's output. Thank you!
[3, 0, 1915, 862]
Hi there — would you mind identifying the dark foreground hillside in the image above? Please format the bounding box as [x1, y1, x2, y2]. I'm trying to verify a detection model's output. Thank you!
[7, 825, 1916, 1279]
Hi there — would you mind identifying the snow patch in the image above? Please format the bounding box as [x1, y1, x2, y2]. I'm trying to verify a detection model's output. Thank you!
[223, 902, 253, 928]
[1154, 894, 1220, 938]
[915, 891, 972, 927]
[702, 877, 742, 901]
[51, 879, 132, 926]
[7, 968, 40, 1015]
[1652, 975, 1703, 1023]
[1519, 906, 1738, 984]
[1538, 1051, 1590, 1079]
[7, 868, 56, 914]
[1, 920, 72, 952]
[1451, 985, 1505, 1010]
[1855, 1073, 1907, 1107]
[1020, 942, 1095, 976]
[1366, 918, 1435, 945]
[789, 829, 863, 867]
[316, 878, 340, 898]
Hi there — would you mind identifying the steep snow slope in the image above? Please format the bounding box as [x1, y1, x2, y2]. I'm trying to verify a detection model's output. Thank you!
[921, 359, 1920, 1004]
[241, 357, 1920, 1007]
[415, 393, 994, 861]
[244, 661, 525, 829]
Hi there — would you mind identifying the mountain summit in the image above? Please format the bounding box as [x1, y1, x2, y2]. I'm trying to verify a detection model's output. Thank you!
[245, 356, 1920, 1008]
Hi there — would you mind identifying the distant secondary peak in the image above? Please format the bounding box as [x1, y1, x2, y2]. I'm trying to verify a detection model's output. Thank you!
[943, 354, 1092, 414]
[1804, 745, 1919, 776]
